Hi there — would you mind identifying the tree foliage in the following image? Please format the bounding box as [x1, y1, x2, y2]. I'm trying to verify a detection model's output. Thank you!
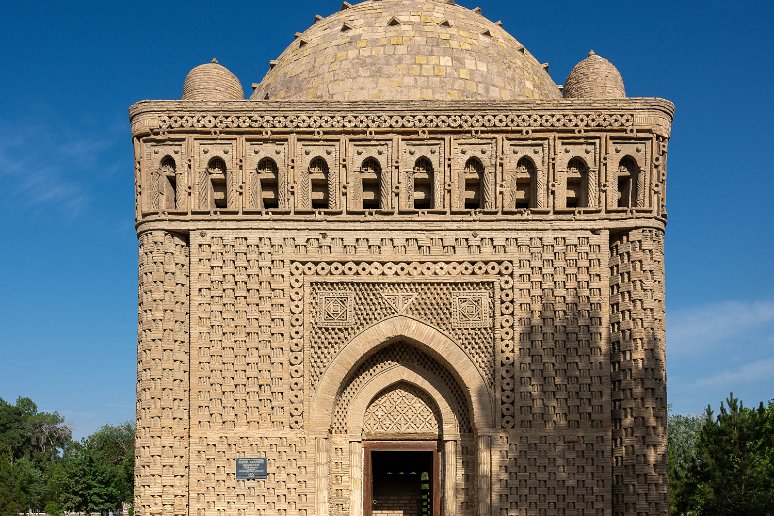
[669, 394, 774, 515]
[49, 423, 135, 514]
[0, 397, 71, 514]
[668, 408, 704, 514]
[0, 396, 134, 515]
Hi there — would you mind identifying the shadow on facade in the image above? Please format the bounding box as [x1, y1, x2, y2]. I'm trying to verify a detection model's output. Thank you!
[479, 285, 666, 515]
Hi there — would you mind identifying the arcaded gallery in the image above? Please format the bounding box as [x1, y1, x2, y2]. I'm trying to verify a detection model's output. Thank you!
[131, 1, 673, 515]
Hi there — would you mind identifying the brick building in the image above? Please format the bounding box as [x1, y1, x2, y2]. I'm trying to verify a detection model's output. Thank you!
[130, 1, 673, 514]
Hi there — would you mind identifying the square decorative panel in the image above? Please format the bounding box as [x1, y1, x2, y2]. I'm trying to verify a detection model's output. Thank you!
[452, 291, 492, 329]
[316, 291, 354, 327]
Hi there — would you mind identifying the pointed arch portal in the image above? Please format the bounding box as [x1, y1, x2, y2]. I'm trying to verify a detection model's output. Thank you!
[311, 316, 494, 516]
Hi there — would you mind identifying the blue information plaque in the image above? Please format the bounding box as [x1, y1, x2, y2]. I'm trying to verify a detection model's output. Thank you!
[236, 458, 267, 480]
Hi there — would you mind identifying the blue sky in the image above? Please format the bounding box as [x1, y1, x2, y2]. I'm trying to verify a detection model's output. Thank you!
[0, 0, 772, 439]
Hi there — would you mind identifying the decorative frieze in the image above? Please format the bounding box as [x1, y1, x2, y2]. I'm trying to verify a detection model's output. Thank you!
[136, 131, 668, 220]
[150, 111, 641, 132]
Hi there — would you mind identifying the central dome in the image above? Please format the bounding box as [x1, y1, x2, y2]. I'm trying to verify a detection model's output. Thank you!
[252, 0, 560, 101]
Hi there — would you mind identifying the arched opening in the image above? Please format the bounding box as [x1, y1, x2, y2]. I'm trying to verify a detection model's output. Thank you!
[329, 340, 473, 516]
[207, 157, 228, 209]
[617, 156, 639, 208]
[160, 156, 177, 210]
[309, 157, 330, 209]
[515, 156, 536, 209]
[413, 157, 434, 210]
[311, 317, 493, 516]
[257, 157, 279, 209]
[565, 157, 589, 208]
[463, 157, 483, 210]
[360, 157, 381, 210]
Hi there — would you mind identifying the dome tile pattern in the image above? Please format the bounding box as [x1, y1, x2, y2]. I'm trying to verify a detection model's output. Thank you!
[252, 0, 560, 101]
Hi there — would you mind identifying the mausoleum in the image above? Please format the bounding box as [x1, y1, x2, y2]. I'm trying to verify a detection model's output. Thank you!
[130, 1, 673, 515]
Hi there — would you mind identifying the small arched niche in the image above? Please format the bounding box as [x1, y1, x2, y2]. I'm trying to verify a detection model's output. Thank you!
[514, 156, 536, 209]
[160, 156, 177, 210]
[413, 157, 434, 210]
[360, 157, 382, 210]
[617, 156, 640, 208]
[463, 157, 484, 210]
[565, 157, 589, 208]
[257, 157, 279, 209]
[207, 157, 229, 209]
[309, 157, 330, 209]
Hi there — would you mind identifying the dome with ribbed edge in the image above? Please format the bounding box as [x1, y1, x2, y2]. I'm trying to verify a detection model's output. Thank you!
[182, 59, 244, 101]
[563, 51, 626, 99]
[252, 0, 560, 101]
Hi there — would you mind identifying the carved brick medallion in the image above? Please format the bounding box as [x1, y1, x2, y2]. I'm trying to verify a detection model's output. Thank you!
[316, 291, 354, 327]
[452, 291, 492, 329]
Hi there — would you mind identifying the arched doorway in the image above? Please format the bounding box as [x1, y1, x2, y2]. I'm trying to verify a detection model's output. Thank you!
[332, 343, 471, 516]
[311, 315, 494, 516]
[362, 383, 441, 516]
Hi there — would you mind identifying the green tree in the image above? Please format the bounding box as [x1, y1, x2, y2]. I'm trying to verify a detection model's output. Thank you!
[0, 452, 24, 516]
[86, 422, 135, 511]
[668, 408, 704, 515]
[0, 396, 72, 513]
[0, 398, 25, 458]
[48, 441, 89, 513]
[49, 423, 135, 515]
[681, 394, 774, 515]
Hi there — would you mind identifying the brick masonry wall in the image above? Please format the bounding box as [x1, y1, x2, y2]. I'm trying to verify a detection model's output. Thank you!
[187, 233, 313, 515]
[134, 221, 670, 515]
[373, 474, 422, 516]
[157, 227, 625, 515]
[493, 233, 613, 515]
[373, 496, 419, 516]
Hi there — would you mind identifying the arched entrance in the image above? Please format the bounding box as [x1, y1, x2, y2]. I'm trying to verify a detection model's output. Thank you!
[362, 383, 441, 516]
[311, 317, 494, 516]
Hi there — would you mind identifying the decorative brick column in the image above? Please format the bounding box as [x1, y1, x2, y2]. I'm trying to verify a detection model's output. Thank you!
[610, 229, 668, 515]
[443, 439, 458, 515]
[316, 436, 330, 516]
[135, 231, 189, 516]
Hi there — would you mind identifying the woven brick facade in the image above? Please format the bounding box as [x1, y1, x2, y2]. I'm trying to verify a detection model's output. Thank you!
[131, 1, 673, 515]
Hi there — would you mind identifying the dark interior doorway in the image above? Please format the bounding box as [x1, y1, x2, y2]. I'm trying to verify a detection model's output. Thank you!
[364, 442, 440, 516]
